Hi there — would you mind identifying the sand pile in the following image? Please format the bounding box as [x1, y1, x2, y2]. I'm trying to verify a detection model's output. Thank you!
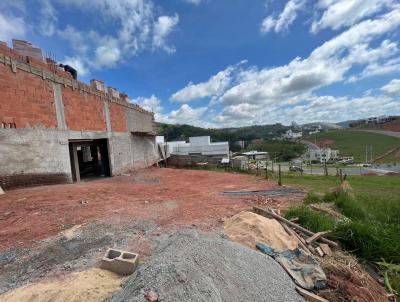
[224, 211, 298, 251]
[110, 229, 304, 302]
[0, 268, 123, 302]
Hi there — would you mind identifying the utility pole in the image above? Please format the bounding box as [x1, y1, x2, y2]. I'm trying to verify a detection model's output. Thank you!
[278, 164, 282, 186]
[370, 145, 373, 163]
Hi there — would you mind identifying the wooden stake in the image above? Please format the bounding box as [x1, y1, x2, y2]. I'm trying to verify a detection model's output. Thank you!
[319, 244, 332, 256]
[253, 206, 338, 247]
[305, 231, 331, 245]
[295, 286, 329, 302]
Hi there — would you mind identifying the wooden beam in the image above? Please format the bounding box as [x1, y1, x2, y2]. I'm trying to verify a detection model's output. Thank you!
[319, 244, 332, 256]
[253, 206, 338, 247]
[305, 231, 331, 245]
[280, 222, 314, 255]
[295, 286, 329, 302]
[315, 247, 324, 257]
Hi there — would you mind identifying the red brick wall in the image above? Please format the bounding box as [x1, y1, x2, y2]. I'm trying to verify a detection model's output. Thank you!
[0, 64, 57, 128]
[109, 102, 127, 132]
[0, 43, 131, 132]
[62, 88, 107, 131]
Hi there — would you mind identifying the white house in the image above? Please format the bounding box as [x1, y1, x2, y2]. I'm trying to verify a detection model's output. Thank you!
[240, 151, 269, 160]
[167, 136, 229, 157]
[305, 148, 339, 163]
[283, 129, 303, 140]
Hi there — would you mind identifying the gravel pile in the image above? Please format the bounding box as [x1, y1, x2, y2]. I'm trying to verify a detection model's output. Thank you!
[110, 229, 305, 302]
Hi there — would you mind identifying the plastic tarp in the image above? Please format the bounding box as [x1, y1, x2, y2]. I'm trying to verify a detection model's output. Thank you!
[256, 242, 327, 290]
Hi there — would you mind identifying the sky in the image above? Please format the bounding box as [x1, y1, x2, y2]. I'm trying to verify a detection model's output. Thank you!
[0, 0, 400, 128]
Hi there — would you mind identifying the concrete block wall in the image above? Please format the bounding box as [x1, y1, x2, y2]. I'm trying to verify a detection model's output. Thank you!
[0, 128, 71, 189]
[125, 109, 154, 134]
[110, 133, 134, 175]
[131, 134, 158, 169]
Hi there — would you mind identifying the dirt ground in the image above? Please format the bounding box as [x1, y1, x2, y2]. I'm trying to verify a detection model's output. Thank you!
[0, 167, 301, 251]
[0, 167, 304, 297]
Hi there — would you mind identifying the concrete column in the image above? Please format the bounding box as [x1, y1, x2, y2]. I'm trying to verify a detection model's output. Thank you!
[103, 101, 112, 133]
[52, 83, 67, 130]
[71, 144, 81, 182]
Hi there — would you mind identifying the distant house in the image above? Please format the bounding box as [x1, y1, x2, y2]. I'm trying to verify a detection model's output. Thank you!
[283, 129, 302, 140]
[305, 148, 339, 163]
[239, 151, 269, 161]
[167, 136, 229, 157]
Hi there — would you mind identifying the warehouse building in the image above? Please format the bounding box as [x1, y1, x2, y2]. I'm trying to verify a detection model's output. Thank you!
[0, 39, 158, 189]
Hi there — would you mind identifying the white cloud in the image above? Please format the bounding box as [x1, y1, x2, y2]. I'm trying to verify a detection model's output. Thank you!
[348, 57, 400, 82]
[0, 13, 26, 43]
[62, 56, 89, 76]
[311, 0, 394, 33]
[130, 95, 210, 127]
[169, 6, 400, 127]
[164, 104, 207, 125]
[131, 95, 163, 117]
[261, 0, 306, 33]
[171, 65, 236, 102]
[183, 0, 204, 5]
[153, 14, 179, 53]
[39, 0, 58, 37]
[33, 0, 179, 73]
[381, 79, 400, 95]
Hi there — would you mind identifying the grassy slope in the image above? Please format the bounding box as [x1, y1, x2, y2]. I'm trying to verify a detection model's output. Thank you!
[305, 130, 400, 163]
[284, 173, 400, 295]
[283, 174, 400, 197]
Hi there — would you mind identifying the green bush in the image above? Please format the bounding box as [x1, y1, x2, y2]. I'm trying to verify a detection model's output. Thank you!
[333, 221, 400, 263]
[284, 206, 335, 233]
[303, 192, 321, 204]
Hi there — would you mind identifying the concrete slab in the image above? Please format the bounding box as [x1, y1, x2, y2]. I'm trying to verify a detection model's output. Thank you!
[100, 248, 139, 275]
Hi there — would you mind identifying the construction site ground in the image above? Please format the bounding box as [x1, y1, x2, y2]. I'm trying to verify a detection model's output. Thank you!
[0, 168, 304, 299]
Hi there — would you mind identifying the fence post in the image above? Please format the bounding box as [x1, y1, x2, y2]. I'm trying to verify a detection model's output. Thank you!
[278, 164, 282, 186]
[324, 159, 328, 176]
[265, 164, 268, 179]
[339, 168, 343, 183]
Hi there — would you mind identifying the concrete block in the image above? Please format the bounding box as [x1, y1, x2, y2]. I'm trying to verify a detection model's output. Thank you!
[100, 248, 139, 275]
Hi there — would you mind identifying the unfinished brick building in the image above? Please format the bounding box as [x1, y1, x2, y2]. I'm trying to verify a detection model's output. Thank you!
[0, 40, 158, 189]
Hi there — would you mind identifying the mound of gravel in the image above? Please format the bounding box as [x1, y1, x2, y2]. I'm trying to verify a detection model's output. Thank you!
[110, 229, 304, 302]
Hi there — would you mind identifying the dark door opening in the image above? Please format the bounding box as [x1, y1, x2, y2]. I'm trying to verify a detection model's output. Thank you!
[69, 139, 111, 182]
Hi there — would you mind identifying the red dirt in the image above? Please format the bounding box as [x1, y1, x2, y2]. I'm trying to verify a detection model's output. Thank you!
[317, 139, 335, 147]
[0, 168, 300, 251]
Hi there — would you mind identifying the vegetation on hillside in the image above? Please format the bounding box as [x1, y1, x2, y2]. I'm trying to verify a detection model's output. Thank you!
[156, 122, 290, 144]
[305, 130, 400, 162]
[246, 140, 307, 161]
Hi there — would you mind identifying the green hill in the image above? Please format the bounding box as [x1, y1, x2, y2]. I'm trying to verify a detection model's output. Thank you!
[305, 130, 400, 163]
[156, 122, 290, 150]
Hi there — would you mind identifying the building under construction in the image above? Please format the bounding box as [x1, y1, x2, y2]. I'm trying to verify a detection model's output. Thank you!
[0, 40, 158, 189]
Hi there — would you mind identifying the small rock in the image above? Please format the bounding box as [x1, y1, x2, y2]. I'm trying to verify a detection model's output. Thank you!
[144, 200, 149, 204]
[144, 289, 158, 302]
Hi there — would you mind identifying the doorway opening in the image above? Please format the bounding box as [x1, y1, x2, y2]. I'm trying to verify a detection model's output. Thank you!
[69, 139, 111, 182]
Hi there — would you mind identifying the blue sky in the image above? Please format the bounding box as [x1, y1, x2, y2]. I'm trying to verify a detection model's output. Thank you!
[1, 0, 400, 127]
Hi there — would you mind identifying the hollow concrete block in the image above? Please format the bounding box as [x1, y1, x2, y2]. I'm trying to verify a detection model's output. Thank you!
[100, 248, 139, 275]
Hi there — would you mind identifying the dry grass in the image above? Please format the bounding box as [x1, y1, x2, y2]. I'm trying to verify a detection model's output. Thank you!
[319, 251, 388, 302]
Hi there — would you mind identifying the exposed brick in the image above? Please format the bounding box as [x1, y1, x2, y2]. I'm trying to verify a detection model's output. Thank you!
[110, 102, 127, 132]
